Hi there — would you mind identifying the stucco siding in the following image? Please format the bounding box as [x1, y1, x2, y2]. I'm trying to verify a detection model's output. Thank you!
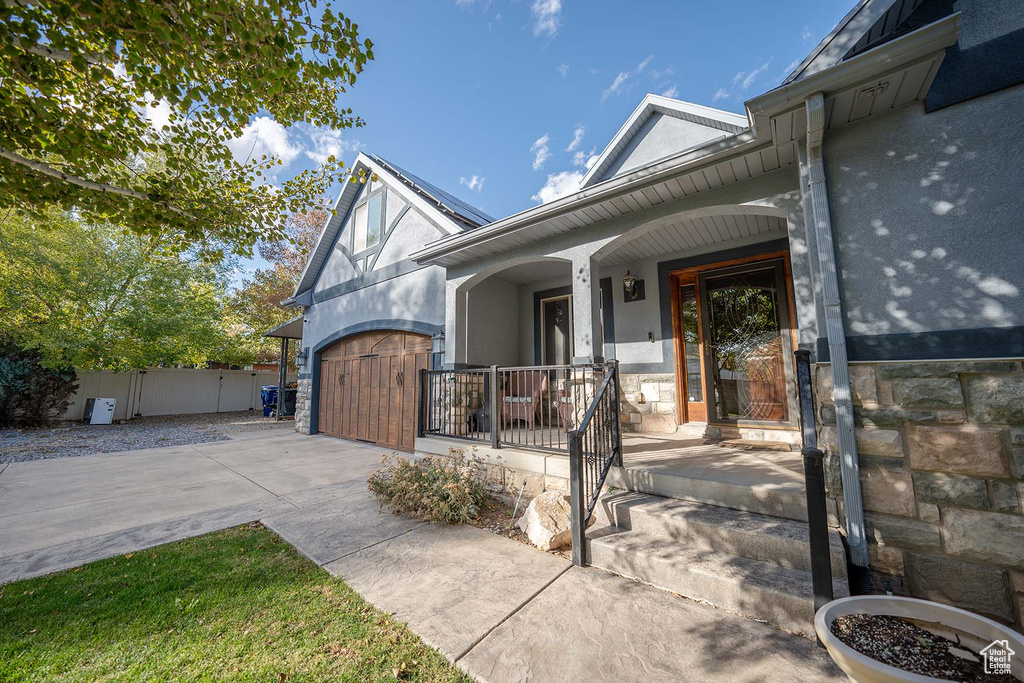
[374, 207, 443, 270]
[824, 84, 1024, 340]
[466, 276, 520, 366]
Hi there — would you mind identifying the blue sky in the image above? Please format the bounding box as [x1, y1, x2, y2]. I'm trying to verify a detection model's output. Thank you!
[232, 0, 854, 280]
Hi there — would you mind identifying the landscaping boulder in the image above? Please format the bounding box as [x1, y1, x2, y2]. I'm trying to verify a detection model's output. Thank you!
[516, 490, 592, 551]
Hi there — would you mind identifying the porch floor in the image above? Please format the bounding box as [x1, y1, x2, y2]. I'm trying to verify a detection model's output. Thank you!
[621, 432, 805, 491]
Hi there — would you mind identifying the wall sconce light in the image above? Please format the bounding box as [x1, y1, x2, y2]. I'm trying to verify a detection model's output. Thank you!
[622, 271, 646, 301]
[295, 348, 309, 367]
[431, 327, 445, 370]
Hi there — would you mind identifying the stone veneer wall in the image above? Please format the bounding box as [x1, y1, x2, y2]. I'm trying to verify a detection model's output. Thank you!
[814, 359, 1024, 627]
[294, 378, 312, 434]
[618, 373, 679, 434]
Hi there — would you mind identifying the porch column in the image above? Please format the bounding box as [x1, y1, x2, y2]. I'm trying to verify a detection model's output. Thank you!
[444, 277, 468, 368]
[570, 253, 603, 364]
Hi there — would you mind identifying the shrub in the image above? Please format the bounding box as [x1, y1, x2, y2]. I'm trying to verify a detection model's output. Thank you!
[367, 449, 486, 524]
[0, 341, 78, 428]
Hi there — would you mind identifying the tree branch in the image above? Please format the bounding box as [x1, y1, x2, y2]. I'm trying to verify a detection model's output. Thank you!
[5, 35, 114, 66]
[0, 147, 196, 220]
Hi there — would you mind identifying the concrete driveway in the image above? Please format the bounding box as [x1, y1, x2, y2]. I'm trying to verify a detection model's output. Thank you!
[0, 430, 383, 583]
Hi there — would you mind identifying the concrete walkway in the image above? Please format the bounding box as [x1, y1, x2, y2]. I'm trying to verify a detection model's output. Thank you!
[0, 431, 841, 681]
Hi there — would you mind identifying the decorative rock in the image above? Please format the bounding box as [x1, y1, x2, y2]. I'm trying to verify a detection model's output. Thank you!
[942, 508, 1024, 567]
[865, 512, 942, 551]
[907, 426, 1009, 477]
[904, 552, 1016, 623]
[893, 378, 965, 409]
[860, 466, 915, 517]
[816, 365, 877, 405]
[641, 414, 677, 434]
[639, 382, 661, 403]
[516, 491, 590, 551]
[868, 544, 905, 576]
[820, 426, 904, 458]
[913, 472, 989, 509]
[965, 374, 1024, 425]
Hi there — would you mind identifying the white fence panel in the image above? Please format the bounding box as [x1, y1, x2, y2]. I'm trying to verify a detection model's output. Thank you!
[61, 368, 300, 420]
[64, 371, 135, 421]
[219, 371, 258, 412]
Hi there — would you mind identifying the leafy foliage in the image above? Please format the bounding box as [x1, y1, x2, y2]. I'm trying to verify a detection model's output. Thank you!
[0, 0, 373, 258]
[0, 208, 243, 370]
[0, 340, 78, 428]
[368, 450, 487, 525]
[229, 204, 325, 363]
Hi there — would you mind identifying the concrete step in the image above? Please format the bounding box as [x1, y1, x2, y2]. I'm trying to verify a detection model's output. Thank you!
[593, 491, 847, 579]
[587, 525, 850, 637]
[605, 465, 809, 522]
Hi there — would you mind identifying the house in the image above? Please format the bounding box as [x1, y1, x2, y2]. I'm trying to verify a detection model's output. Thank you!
[287, 0, 1024, 636]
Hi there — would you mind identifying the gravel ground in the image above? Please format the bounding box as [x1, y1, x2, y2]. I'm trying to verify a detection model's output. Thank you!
[0, 412, 294, 464]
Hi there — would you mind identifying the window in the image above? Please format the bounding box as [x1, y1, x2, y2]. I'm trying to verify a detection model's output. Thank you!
[353, 190, 385, 252]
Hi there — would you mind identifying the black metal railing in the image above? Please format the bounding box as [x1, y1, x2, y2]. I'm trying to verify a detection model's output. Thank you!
[420, 367, 493, 444]
[568, 361, 622, 566]
[419, 363, 608, 454]
[794, 349, 835, 625]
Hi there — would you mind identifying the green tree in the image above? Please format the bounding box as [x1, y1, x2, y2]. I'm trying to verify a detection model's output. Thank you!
[229, 204, 325, 363]
[0, 208, 244, 370]
[0, 0, 373, 258]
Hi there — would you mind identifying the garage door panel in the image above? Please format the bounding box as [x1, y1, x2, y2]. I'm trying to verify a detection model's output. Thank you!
[318, 330, 429, 452]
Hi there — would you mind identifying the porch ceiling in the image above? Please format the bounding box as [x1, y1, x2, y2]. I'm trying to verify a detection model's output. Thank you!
[598, 213, 788, 266]
[491, 260, 570, 284]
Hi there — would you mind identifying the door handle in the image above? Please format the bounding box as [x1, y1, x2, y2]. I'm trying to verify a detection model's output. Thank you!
[396, 372, 404, 386]
[339, 375, 345, 386]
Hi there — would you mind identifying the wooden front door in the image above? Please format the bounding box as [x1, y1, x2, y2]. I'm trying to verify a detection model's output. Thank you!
[318, 330, 431, 452]
[670, 252, 796, 427]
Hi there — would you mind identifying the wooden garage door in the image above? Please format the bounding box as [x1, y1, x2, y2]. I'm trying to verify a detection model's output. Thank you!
[318, 330, 431, 452]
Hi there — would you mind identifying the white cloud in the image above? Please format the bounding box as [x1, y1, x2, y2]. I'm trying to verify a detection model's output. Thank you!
[226, 116, 302, 166]
[145, 99, 173, 132]
[602, 71, 630, 100]
[734, 57, 773, 91]
[780, 57, 802, 79]
[556, 63, 570, 78]
[572, 147, 598, 169]
[532, 170, 584, 204]
[531, 0, 562, 37]
[530, 134, 552, 170]
[566, 124, 586, 152]
[459, 174, 485, 192]
[660, 85, 679, 98]
[712, 87, 729, 101]
[637, 55, 653, 72]
[651, 66, 675, 80]
[801, 26, 814, 42]
[302, 126, 363, 164]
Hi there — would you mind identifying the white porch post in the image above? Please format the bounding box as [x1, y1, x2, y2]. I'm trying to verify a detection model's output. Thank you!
[570, 253, 603, 364]
[444, 277, 468, 368]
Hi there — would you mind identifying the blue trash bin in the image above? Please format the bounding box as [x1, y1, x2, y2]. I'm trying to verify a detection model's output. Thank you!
[261, 385, 279, 416]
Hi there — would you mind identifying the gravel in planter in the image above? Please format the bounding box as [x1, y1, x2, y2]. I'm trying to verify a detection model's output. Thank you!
[831, 614, 1017, 682]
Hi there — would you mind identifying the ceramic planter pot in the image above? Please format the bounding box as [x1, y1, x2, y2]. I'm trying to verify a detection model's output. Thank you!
[815, 595, 1024, 682]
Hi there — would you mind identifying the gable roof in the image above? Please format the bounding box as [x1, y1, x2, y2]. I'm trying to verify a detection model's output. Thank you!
[370, 155, 494, 229]
[288, 152, 491, 302]
[783, 0, 938, 85]
[579, 94, 750, 189]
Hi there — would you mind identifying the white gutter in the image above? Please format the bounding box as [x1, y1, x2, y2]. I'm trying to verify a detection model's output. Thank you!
[804, 92, 868, 569]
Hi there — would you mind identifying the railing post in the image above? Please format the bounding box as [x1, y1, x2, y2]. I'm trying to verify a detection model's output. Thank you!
[607, 361, 622, 467]
[417, 368, 427, 438]
[489, 365, 500, 449]
[568, 430, 586, 567]
[795, 349, 834, 638]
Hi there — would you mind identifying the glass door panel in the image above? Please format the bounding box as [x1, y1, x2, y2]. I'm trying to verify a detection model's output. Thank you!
[679, 284, 706, 422]
[701, 264, 789, 423]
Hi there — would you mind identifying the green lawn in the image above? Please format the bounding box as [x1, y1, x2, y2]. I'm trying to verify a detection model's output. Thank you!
[0, 524, 471, 682]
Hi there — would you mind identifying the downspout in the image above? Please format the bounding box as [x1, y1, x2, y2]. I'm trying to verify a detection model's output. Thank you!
[804, 92, 870, 574]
